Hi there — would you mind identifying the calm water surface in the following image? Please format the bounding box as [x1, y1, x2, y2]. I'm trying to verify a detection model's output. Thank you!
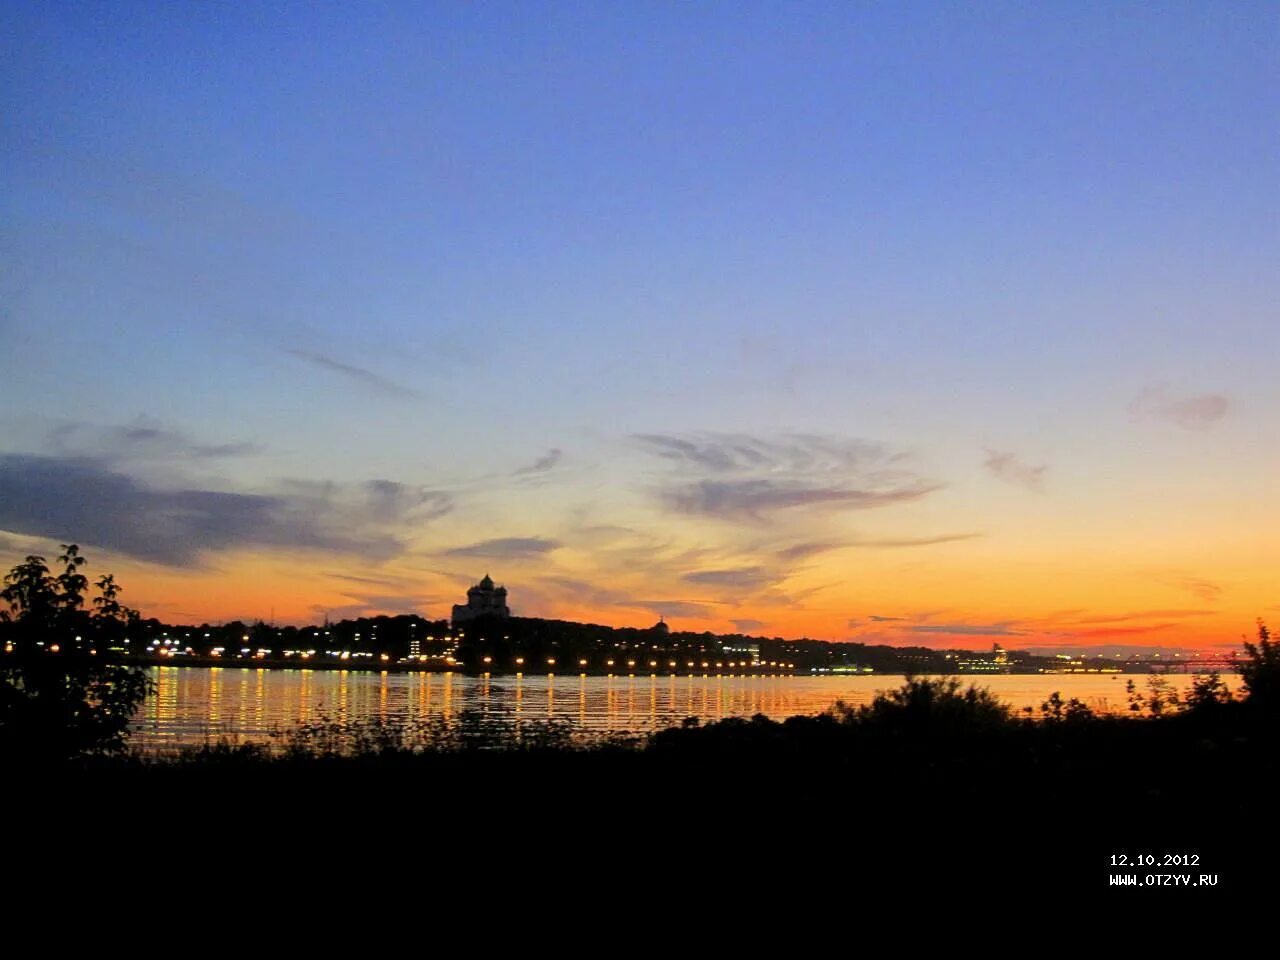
[130, 667, 1213, 753]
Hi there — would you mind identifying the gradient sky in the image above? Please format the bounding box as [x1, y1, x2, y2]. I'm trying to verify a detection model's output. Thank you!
[2, 2, 1276, 650]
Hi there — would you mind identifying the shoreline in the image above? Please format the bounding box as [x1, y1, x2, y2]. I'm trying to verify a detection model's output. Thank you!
[124, 655, 1199, 677]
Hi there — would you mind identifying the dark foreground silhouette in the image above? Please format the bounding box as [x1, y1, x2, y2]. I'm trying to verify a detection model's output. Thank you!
[5, 547, 1277, 904]
[13, 673, 1280, 904]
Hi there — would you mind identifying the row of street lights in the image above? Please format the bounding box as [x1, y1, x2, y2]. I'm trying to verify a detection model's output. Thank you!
[476, 655, 797, 671]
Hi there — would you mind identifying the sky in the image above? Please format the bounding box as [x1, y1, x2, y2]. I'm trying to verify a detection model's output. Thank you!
[2, 2, 1277, 650]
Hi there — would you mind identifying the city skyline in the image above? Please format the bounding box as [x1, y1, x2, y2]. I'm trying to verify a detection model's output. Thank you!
[2, 4, 1276, 650]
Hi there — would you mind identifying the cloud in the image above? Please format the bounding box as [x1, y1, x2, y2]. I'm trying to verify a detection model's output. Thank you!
[984, 450, 1047, 492]
[46, 417, 262, 465]
[1058, 609, 1212, 626]
[636, 433, 887, 474]
[636, 432, 940, 522]
[286, 349, 420, 400]
[852, 533, 980, 548]
[443, 537, 560, 559]
[776, 542, 843, 562]
[533, 575, 629, 608]
[514, 448, 564, 476]
[665, 478, 939, 521]
[1131, 386, 1229, 430]
[868, 615, 908, 622]
[1060, 624, 1179, 639]
[778, 535, 975, 559]
[907, 622, 1024, 637]
[529, 576, 720, 622]
[636, 434, 776, 473]
[324, 571, 414, 590]
[681, 567, 779, 590]
[311, 594, 438, 620]
[1162, 576, 1223, 603]
[0, 454, 451, 566]
[628, 599, 719, 619]
[731, 619, 765, 632]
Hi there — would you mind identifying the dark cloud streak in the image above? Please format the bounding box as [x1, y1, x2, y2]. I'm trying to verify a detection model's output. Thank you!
[514, 449, 563, 476]
[0, 454, 451, 566]
[287, 349, 420, 400]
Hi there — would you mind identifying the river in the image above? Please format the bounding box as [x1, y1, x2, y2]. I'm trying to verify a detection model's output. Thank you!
[129, 666, 1219, 753]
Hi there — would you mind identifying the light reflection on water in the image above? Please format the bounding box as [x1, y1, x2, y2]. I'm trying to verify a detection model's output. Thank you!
[129, 667, 1219, 753]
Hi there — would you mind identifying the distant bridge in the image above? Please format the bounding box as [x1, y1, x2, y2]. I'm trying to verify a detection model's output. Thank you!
[1146, 657, 1241, 675]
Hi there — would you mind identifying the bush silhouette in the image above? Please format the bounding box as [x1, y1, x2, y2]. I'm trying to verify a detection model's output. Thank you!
[1039, 691, 1095, 722]
[1183, 672, 1233, 712]
[849, 675, 1013, 732]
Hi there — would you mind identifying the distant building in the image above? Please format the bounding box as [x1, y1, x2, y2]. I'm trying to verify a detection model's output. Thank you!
[722, 639, 761, 660]
[957, 642, 1012, 674]
[651, 617, 671, 636]
[452, 574, 510, 625]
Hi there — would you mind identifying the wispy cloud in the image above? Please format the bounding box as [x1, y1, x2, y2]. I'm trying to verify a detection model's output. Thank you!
[984, 450, 1047, 492]
[1131, 386, 1229, 430]
[681, 567, 780, 590]
[1162, 575, 1223, 603]
[635, 432, 940, 522]
[1059, 623, 1179, 640]
[514, 448, 564, 476]
[776, 542, 843, 562]
[324, 571, 416, 590]
[1056, 608, 1212, 626]
[907, 622, 1024, 637]
[664, 479, 939, 520]
[443, 537, 561, 559]
[629, 599, 720, 619]
[287, 349, 420, 400]
[528, 576, 720, 623]
[636, 433, 889, 475]
[731, 618, 765, 632]
[533, 575, 630, 609]
[0, 454, 451, 566]
[774, 534, 974, 567]
[47, 417, 262, 465]
[851, 533, 979, 548]
[311, 593, 437, 620]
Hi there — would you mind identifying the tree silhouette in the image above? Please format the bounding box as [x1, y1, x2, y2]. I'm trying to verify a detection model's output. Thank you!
[0, 545, 152, 760]
[1240, 620, 1280, 712]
